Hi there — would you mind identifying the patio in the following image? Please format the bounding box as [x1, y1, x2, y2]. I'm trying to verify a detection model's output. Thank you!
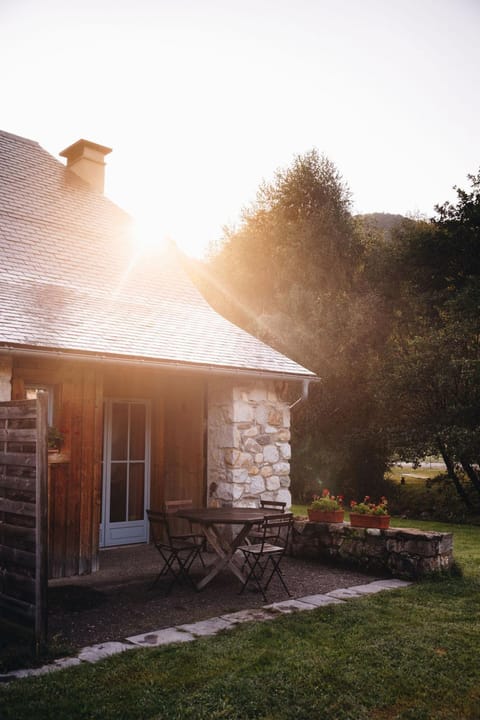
[47, 544, 386, 650]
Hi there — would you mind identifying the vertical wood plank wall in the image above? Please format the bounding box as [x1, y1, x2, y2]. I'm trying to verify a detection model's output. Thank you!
[11, 357, 206, 578]
[0, 396, 48, 647]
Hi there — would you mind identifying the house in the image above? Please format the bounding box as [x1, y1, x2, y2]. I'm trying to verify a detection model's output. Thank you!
[0, 130, 316, 578]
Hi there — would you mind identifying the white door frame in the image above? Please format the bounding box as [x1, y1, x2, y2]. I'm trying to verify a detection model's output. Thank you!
[100, 398, 151, 547]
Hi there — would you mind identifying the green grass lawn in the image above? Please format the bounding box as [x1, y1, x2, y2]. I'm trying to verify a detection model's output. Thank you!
[387, 465, 446, 485]
[1, 518, 480, 720]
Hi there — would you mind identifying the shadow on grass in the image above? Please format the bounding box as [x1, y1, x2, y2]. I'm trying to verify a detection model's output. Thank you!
[0, 619, 72, 674]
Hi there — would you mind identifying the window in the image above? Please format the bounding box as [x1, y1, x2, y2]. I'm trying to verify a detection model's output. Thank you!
[25, 385, 54, 425]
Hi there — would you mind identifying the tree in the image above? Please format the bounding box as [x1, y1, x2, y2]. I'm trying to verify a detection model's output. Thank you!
[377, 171, 480, 507]
[205, 150, 391, 500]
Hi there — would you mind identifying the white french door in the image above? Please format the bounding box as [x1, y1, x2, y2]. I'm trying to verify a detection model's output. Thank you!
[100, 399, 151, 547]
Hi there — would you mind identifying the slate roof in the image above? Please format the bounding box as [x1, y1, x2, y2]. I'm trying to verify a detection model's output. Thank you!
[0, 130, 315, 380]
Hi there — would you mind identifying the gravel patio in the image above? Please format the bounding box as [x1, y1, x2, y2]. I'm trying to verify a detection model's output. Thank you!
[48, 544, 385, 650]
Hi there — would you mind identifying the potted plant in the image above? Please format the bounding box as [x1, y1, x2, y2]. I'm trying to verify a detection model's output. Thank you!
[48, 426, 64, 453]
[307, 489, 345, 523]
[349, 496, 390, 529]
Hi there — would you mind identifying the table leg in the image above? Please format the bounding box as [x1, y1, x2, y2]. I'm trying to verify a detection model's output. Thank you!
[195, 522, 253, 590]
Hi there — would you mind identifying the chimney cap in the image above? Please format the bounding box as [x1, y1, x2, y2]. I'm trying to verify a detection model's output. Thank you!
[59, 138, 112, 164]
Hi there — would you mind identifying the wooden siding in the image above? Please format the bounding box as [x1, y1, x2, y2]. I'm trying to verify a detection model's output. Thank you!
[10, 356, 207, 578]
[0, 396, 48, 647]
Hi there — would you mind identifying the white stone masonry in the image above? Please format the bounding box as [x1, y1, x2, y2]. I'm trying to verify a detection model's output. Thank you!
[207, 379, 291, 508]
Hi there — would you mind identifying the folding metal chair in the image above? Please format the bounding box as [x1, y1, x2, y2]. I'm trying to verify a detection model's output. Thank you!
[147, 509, 200, 595]
[164, 499, 207, 567]
[238, 513, 293, 601]
[247, 499, 287, 543]
[260, 500, 287, 512]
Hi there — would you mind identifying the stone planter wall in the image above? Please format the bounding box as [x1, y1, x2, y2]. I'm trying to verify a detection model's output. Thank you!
[207, 379, 291, 508]
[291, 520, 453, 579]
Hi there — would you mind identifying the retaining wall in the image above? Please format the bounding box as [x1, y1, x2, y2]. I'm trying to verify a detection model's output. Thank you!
[291, 520, 454, 579]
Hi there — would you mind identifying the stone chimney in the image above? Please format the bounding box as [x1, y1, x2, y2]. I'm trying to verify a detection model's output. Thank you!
[59, 139, 112, 193]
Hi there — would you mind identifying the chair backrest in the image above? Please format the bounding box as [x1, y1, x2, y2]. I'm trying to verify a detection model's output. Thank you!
[260, 512, 293, 549]
[147, 509, 172, 545]
[164, 499, 195, 535]
[260, 499, 287, 512]
[164, 499, 194, 514]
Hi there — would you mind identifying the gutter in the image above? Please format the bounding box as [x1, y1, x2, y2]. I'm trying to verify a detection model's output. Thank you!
[1, 344, 319, 385]
[288, 378, 313, 409]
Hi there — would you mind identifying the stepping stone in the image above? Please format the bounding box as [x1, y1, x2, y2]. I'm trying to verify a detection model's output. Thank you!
[346, 583, 400, 596]
[327, 587, 365, 599]
[297, 593, 345, 607]
[1, 655, 84, 682]
[54, 657, 83, 671]
[220, 608, 277, 625]
[177, 617, 233, 637]
[327, 580, 411, 600]
[127, 627, 195, 647]
[78, 642, 135, 663]
[263, 599, 317, 614]
[363, 579, 412, 590]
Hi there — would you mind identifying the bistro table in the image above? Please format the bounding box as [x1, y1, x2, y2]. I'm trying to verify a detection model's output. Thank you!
[176, 507, 281, 590]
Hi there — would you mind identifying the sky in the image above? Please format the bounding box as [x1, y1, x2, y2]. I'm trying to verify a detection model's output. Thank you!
[1, 0, 479, 257]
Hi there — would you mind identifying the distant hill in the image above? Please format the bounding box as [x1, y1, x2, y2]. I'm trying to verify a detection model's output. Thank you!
[356, 213, 416, 242]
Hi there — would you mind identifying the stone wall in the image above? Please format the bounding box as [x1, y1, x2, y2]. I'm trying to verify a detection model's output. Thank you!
[291, 520, 453, 579]
[207, 379, 291, 508]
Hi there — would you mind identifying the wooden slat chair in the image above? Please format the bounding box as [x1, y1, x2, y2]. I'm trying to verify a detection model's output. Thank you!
[164, 499, 207, 567]
[147, 509, 200, 595]
[238, 513, 293, 601]
[247, 499, 287, 544]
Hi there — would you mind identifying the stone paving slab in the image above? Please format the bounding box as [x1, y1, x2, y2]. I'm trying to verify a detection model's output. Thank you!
[263, 599, 318, 614]
[297, 593, 345, 607]
[127, 627, 195, 647]
[326, 587, 366, 599]
[345, 584, 391, 596]
[364, 579, 412, 590]
[327, 580, 412, 600]
[53, 657, 84, 671]
[220, 608, 278, 625]
[77, 642, 136, 663]
[177, 617, 233, 637]
[345, 583, 404, 596]
[0, 657, 83, 683]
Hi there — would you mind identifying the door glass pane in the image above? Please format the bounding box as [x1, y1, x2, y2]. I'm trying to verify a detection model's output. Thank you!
[111, 403, 128, 460]
[128, 463, 145, 521]
[130, 404, 146, 460]
[110, 464, 127, 522]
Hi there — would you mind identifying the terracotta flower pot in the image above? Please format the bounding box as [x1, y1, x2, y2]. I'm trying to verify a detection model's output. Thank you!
[307, 509, 345, 523]
[349, 513, 390, 529]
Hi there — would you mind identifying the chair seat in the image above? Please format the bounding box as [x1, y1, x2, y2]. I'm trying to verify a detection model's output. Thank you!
[171, 533, 205, 545]
[238, 542, 284, 554]
[166, 538, 201, 551]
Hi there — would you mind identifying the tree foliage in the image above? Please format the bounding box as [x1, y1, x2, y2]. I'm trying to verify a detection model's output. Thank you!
[377, 172, 480, 506]
[206, 150, 390, 500]
[204, 150, 480, 508]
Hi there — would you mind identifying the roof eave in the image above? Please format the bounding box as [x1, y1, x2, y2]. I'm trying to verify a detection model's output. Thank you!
[0, 343, 319, 383]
